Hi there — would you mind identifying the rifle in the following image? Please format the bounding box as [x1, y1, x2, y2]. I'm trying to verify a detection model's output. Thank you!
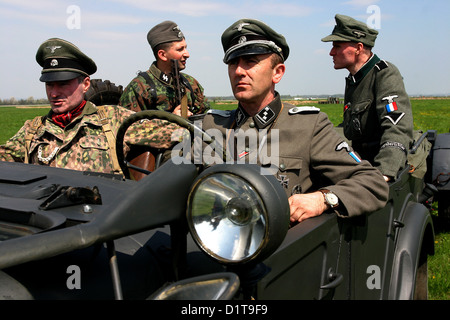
[171, 59, 188, 119]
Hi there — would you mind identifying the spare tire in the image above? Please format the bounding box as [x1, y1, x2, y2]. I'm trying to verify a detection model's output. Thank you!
[85, 79, 123, 105]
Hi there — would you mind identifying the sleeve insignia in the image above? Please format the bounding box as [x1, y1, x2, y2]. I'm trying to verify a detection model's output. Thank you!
[380, 141, 407, 154]
[382, 95, 399, 113]
[335, 141, 362, 163]
[384, 112, 405, 125]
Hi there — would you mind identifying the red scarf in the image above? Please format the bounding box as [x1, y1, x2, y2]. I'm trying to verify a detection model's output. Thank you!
[52, 100, 86, 128]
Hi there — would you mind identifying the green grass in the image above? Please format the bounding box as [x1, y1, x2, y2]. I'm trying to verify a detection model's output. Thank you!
[0, 99, 449, 299]
[0, 106, 48, 144]
[429, 228, 450, 300]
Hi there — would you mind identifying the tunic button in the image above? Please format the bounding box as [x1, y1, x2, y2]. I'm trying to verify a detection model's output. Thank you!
[249, 122, 255, 128]
[280, 163, 286, 171]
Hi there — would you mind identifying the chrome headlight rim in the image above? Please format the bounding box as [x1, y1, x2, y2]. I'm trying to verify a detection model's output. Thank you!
[187, 164, 289, 266]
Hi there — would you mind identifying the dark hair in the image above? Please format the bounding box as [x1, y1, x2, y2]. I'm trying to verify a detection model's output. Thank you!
[152, 42, 173, 59]
[271, 53, 284, 68]
[77, 75, 88, 84]
[350, 41, 373, 51]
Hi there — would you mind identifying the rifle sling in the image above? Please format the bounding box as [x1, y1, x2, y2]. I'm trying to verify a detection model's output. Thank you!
[139, 71, 196, 111]
[139, 71, 158, 109]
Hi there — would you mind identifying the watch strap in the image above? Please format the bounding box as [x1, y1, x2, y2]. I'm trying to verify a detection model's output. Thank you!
[319, 189, 339, 209]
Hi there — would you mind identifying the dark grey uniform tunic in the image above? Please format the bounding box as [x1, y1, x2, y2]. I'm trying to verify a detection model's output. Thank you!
[202, 93, 389, 218]
[343, 54, 414, 178]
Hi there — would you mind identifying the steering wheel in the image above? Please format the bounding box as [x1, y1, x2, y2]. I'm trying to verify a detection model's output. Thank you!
[115, 110, 224, 179]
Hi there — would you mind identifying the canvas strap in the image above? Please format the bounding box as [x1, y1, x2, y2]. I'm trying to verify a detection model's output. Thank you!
[24, 116, 43, 164]
[97, 106, 123, 176]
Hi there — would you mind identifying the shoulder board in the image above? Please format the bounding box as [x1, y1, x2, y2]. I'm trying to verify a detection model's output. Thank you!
[27, 115, 44, 134]
[288, 106, 320, 115]
[207, 109, 232, 118]
[375, 60, 389, 71]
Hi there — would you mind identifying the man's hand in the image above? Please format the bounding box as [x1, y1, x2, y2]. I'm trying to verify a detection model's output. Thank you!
[288, 191, 328, 223]
[172, 105, 193, 117]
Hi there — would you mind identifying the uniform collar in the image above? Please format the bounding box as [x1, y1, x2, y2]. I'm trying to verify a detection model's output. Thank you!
[235, 92, 282, 129]
[347, 54, 380, 84]
[150, 62, 173, 85]
[83, 101, 98, 115]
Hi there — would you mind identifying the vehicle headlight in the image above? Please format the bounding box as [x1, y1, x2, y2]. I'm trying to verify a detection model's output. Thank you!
[187, 164, 289, 265]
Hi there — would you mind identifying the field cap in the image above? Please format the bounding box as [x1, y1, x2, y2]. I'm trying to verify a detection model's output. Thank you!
[321, 14, 378, 47]
[147, 21, 185, 49]
[36, 38, 97, 82]
[221, 18, 289, 63]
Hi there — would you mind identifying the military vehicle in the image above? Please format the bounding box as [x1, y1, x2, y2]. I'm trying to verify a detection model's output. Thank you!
[0, 80, 448, 300]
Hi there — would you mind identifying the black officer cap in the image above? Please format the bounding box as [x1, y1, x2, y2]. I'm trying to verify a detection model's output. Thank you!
[221, 18, 289, 64]
[36, 38, 97, 82]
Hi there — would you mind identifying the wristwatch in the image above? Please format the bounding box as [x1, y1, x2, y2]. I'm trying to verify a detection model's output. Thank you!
[320, 189, 339, 209]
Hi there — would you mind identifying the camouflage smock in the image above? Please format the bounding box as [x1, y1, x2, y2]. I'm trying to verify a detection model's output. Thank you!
[0, 101, 184, 174]
[119, 62, 209, 114]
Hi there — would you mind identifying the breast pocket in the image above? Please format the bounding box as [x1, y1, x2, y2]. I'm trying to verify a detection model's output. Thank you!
[76, 135, 113, 169]
[269, 155, 303, 196]
[344, 99, 371, 140]
[80, 135, 109, 151]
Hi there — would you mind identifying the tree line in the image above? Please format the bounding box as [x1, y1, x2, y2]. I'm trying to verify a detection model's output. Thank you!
[0, 97, 48, 106]
[1, 94, 347, 106]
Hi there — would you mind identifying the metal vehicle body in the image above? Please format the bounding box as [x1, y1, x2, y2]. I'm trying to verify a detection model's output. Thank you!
[0, 111, 446, 300]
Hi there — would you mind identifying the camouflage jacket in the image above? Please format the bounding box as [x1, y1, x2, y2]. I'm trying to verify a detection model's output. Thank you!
[119, 62, 209, 114]
[0, 102, 183, 175]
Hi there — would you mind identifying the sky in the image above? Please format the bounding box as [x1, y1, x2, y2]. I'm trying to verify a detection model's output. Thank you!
[1, 0, 449, 100]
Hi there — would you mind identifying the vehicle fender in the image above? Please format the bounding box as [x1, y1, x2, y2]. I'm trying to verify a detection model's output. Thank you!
[388, 201, 434, 300]
[0, 270, 34, 300]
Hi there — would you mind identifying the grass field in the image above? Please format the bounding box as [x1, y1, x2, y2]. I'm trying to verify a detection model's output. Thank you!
[0, 98, 449, 299]
[0, 106, 49, 145]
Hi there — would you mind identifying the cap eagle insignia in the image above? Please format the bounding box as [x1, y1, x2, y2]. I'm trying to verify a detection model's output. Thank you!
[236, 22, 250, 31]
[46, 45, 62, 53]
